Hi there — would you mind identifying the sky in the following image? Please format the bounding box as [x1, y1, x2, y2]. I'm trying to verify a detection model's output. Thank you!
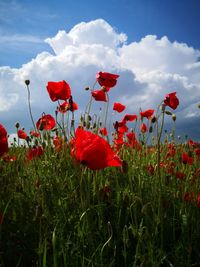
[0, 0, 200, 141]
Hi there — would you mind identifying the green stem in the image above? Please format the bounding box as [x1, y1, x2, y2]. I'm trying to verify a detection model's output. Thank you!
[26, 84, 36, 131]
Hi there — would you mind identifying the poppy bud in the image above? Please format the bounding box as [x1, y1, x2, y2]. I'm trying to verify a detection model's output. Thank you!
[86, 122, 90, 129]
[15, 122, 20, 129]
[165, 110, 172, 115]
[80, 115, 84, 122]
[87, 115, 92, 121]
[172, 114, 176, 122]
[25, 80, 30, 86]
[151, 116, 157, 123]
[85, 86, 90, 91]
[149, 126, 153, 133]
[198, 103, 200, 109]
[26, 136, 31, 143]
[93, 122, 96, 129]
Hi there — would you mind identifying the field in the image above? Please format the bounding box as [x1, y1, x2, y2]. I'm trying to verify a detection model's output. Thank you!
[0, 73, 200, 267]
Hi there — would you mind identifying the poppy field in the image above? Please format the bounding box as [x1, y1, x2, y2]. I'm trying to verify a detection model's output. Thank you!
[0, 72, 200, 267]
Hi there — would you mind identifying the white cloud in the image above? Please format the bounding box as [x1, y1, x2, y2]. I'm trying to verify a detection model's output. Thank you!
[0, 19, 200, 139]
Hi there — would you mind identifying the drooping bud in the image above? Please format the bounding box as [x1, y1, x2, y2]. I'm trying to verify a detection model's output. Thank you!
[25, 80, 30, 86]
[151, 116, 157, 123]
[15, 122, 20, 129]
[172, 114, 176, 122]
[165, 110, 172, 116]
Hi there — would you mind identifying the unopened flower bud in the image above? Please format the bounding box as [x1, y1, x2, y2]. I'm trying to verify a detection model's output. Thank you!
[15, 122, 20, 129]
[172, 114, 176, 121]
[149, 126, 153, 133]
[86, 122, 90, 129]
[25, 80, 30, 86]
[165, 110, 172, 115]
[151, 116, 157, 123]
[87, 115, 92, 121]
[198, 103, 200, 109]
[85, 86, 90, 91]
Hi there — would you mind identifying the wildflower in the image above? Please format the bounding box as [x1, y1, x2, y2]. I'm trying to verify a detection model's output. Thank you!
[182, 152, 194, 165]
[96, 71, 119, 88]
[30, 130, 40, 138]
[123, 114, 137, 122]
[113, 102, 126, 113]
[140, 123, 147, 133]
[72, 127, 122, 170]
[26, 146, 44, 161]
[53, 136, 65, 152]
[36, 114, 56, 131]
[99, 127, 108, 136]
[164, 92, 179, 110]
[17, 129, 27, 140]
[3, 155, 17, 162]
[57, 101, 78, 113]
[46, 80, 71, 102]
[146, 164, 155, 175]
[0, 124, 8, 157]
[91, 90, 107, 102]
[176, 172, 186, 180]
[140, 109, 154, 120]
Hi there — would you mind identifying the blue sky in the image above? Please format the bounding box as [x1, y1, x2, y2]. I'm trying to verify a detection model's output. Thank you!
[0, 0, 200, 141]
[1, 0, 200, 67]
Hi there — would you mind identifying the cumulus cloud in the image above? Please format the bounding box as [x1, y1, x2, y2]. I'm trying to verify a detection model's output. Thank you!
[0, 18, 199, 139]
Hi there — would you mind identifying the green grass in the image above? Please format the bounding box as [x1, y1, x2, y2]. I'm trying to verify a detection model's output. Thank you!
[1, 139, 200, 267]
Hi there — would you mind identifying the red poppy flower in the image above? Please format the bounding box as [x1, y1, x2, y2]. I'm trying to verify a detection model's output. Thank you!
[73, 128, 122, 170]
[92, 90, 107, 102]
[123, 114, 138, 122]
[164, 92, 179, 110]
[36, 114, 56, 131]
[113, 102, 126, 113]
[3, 155, 17, 162]
[99, 127, 108, 136]
[176, 172, 186, 180]
[140, 109, 154, 120]
[17, 129, 27, 140]
[57, 101, 78, 113]
[96, 72, 119, 88]
[140, 123, 147, 133]
[146, 164, 155, 175]
[26, 146, 44, 161]
[47, 80, 71, 102]
[30, 130, 40, 138]
[0, 124, 8, 157]
[53, 136, 65, 152]
[182, 152, 194, 165]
